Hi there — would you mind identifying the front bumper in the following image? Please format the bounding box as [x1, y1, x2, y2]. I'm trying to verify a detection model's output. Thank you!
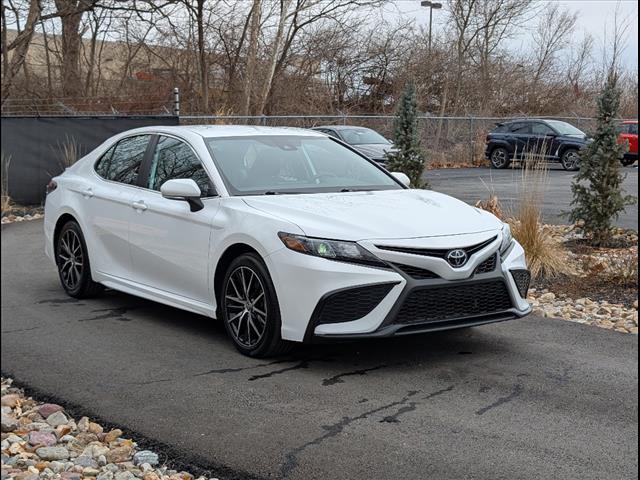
[266, 232, 531, 342]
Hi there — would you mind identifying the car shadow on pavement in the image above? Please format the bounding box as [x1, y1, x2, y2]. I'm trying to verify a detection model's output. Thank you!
[76, 289, 517, 370]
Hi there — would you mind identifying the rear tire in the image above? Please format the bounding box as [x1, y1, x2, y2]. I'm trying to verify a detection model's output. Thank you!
[221, 253, 292, 357]
[490, 147, 511, 169]
[561, 148, 581, 171]
[55, 221, 103, 298]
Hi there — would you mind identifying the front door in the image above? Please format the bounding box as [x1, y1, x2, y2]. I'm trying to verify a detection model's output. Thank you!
[128, 134, 220, 305]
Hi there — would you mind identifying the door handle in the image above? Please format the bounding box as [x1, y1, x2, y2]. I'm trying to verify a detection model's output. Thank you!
[132, 201, 148, 211]
[82, 188, 94, 198]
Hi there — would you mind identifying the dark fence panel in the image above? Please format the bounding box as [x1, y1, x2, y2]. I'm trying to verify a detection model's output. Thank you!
[1, 116, 178, 205]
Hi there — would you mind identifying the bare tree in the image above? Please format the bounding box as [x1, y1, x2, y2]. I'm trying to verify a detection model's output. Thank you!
[1, 0, 40, 101]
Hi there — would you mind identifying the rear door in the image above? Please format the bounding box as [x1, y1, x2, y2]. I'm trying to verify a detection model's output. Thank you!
[507, 122, 532, 159]
[83, 134, 151, 279]
[127, 134, 220, 304]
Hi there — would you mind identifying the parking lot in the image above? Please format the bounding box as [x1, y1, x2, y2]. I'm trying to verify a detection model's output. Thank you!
[428, 166, 638, 230]
[2, 220, 638, 480]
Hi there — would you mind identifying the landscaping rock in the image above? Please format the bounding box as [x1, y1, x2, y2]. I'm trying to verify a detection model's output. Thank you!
[46, 411, 68, 427]
[28, 431, 57, 447]
[38, 403, 64, 419]
[1, 413, 18, 432]
[133, 451, 159, 467]
[36, 446, 70, 461]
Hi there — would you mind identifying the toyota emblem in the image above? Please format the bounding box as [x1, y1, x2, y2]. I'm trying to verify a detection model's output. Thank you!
[446, 249, 468, 268]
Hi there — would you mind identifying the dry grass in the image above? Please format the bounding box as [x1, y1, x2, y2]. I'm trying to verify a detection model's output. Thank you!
[475, 195, 504, 220]
[1, 152, 12, 215]
[507, 155, 572, 279]
[57, 135, 80, 171]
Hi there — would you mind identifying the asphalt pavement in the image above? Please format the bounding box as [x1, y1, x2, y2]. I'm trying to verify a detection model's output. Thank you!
[427, 165, 638, 230]
[1, 220, 638, 479]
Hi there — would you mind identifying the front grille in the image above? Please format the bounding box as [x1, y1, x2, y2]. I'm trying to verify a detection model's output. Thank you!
[510, 269, 531, 298]
[315, 283, 396, 325]
[392, 263, 440, 279]
[474, 254, 497, 274]
[394, 280, 513, 324]
[376, 236, 497, 259]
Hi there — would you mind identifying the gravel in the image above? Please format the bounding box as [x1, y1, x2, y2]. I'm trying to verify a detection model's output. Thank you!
[0, 378, 218, 480]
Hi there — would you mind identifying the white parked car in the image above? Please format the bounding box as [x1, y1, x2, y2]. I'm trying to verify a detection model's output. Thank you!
[44, 126, 531, 357]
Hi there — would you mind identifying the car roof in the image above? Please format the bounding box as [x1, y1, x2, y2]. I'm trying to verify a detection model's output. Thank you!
[123, 125, 326, 139]
[311, 125, 374, 131]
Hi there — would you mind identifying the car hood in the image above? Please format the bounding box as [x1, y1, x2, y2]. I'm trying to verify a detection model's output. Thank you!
[243, 189, 501, 241]
[353, 143, 396, 160]
[559, 134, 590, 144]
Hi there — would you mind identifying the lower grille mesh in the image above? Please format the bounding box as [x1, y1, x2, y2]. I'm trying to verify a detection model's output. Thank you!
[316, 283, 395, 325]
[510, 269, 531, 298]
[394, 280, 513, 324]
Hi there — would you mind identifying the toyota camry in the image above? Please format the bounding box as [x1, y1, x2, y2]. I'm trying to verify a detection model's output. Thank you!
[44, 126, 531, 357]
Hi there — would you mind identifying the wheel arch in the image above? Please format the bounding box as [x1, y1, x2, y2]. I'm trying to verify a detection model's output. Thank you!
[53, 212, 79, 251]
[558, 143, 581, 158]
[488, 141, 513, 157]
[213, 243, 263, 313]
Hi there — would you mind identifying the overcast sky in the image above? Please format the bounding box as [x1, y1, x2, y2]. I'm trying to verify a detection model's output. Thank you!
[382, 0, 639, 70]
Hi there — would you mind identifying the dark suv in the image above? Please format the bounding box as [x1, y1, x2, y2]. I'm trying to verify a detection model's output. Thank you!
[485, 119, 589, 171]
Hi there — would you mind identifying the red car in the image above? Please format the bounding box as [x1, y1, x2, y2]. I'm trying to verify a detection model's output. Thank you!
[618, 120, 638, 166]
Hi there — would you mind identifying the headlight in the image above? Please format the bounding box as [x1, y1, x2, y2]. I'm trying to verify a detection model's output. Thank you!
[499, 223, 514, 256]
[278, 232, 386, 267]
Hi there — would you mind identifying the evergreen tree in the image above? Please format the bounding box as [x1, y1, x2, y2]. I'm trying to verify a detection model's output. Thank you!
[385, 82, 428, 188]
[569, 70, 637, 246]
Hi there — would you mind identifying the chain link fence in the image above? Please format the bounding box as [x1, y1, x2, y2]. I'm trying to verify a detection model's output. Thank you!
[180, 114, 599, 166]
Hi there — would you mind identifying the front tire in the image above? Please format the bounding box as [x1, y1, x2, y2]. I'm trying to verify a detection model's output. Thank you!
[221, 253, 291, 357]
[55, 221, 103, 298]
[561, 148, 581, 171]
[490, 147, 511, 169]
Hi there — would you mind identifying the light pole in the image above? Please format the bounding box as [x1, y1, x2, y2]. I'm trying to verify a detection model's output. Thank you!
[421, 1, 442, 54]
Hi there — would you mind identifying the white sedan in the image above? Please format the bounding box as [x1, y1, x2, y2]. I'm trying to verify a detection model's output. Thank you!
[44, 126, 531, 357]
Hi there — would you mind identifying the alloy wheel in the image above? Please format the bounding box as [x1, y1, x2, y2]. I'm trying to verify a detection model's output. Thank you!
[57, 229, 84, 291]
[562, 150, 580, 171]
[224, 266, 268, 349]
[491, 149, 508, 168]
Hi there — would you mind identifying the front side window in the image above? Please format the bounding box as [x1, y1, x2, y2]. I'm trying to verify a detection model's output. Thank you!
[95, 135, 150, 185]
[545, 120, 585, 137]
[205, 135, 401, 196]
[148, 135, 215, 196]
[509, 123, 531, 134]
[627, 123, 638, 135]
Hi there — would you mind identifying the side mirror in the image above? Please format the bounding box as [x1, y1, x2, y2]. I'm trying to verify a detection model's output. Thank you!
[161, 179, 204, 212]
[391, 172, 411, 187]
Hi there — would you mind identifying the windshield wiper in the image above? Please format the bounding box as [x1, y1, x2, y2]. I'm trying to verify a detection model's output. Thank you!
[264, 190, 306, 195]
[340, 188, 372, 192]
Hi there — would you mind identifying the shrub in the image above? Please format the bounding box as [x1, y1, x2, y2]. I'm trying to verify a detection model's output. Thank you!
[569, 70, 637, 246]
[385, 81, 428, 188]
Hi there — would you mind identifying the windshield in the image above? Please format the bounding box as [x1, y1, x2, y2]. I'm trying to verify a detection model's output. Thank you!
[339, 128, 389, 145]
[205, 135, 402, 196]
[545, 120, 586, 136]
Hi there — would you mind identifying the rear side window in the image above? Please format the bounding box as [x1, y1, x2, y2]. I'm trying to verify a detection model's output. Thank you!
[95, 135, 150, 185]
[148, 135, 215, 197]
